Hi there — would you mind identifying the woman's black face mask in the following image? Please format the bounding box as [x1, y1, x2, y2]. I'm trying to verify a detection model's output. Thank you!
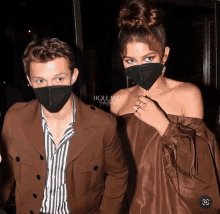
[125, 63, 165, 90]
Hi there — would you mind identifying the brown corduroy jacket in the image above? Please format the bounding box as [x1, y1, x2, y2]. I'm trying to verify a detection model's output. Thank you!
[0, 95, 128, 214]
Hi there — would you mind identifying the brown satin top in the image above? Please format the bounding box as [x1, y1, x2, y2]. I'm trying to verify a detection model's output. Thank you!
[117, 113, 220, 214]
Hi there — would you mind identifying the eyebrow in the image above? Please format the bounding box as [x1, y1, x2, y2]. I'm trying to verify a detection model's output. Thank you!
[123, 52, 157, 60]
[32, 72, 69, 79]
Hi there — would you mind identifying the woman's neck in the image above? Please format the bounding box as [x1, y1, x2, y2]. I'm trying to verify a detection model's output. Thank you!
[133, 76, 169, 99]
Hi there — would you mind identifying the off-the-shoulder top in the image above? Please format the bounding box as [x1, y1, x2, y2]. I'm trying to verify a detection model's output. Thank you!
[117, 113, 220, 214]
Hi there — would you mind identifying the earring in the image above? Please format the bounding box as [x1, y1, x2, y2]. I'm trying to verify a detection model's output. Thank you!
[162, 65, 166, 75]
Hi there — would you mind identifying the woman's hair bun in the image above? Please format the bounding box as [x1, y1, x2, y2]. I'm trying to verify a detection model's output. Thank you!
[118, 0, 163, 31]
[117, 0, 166, 57]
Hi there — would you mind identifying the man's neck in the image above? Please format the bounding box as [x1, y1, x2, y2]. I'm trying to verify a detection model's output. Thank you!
[43, 95, 73, 123]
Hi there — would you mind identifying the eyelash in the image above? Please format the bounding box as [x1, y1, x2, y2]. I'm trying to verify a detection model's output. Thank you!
[56, 77, 65, 81]
[125, 57, 154, 64]
[35, 77, 65, 84]
[36, 79, 44, 84]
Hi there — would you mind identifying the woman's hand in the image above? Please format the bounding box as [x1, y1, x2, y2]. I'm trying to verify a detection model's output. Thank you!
[133, 96, 170, 136]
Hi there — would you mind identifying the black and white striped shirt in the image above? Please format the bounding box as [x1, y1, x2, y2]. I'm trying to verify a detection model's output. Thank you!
[39, 97, 76, 214]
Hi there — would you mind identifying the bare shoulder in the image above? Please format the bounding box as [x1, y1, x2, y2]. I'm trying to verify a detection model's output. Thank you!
[171, 82, 204, 118]
[110, 88, 130, 116]
[172, 82, 202, 96]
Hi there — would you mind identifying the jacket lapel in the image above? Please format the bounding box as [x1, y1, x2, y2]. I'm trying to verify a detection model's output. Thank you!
[67, 95, 97, 166]
[20, 95, 97, 164]
[21, 100, 46, 157]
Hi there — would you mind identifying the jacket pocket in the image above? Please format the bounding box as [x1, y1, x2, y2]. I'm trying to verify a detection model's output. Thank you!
[7, 146, 33, 166]
[5, 146, 34, 185]
[78, 154, 105, 196]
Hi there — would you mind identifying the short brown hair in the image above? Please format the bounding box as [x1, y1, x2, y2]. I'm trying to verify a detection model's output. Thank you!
[118, 0, 166, 60]
[22, 38, 77, 78]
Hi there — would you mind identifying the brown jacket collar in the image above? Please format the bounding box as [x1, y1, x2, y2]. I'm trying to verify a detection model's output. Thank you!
[21, 95, 97, 165]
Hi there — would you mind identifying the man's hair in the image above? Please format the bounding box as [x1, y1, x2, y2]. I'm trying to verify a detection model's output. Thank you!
[22, 38, 77, 78]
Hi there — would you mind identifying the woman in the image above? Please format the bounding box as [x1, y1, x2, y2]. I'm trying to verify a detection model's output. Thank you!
[110, 0, 220, 213]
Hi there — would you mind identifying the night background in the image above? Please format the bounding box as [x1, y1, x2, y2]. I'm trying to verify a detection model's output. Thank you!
[1, 0, 220, 212]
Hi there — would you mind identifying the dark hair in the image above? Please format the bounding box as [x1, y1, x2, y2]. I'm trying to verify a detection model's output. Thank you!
[118, 0, 166, 60]
[22, 38, 77, 78]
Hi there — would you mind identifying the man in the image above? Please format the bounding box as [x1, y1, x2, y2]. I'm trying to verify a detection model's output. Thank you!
[0, 38, 128, 214]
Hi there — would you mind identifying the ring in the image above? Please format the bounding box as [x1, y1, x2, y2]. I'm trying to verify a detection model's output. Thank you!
[136, 105, 141, 112]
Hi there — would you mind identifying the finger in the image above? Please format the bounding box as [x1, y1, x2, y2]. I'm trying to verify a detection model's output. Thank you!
[133, 105, 139, 112]
[133, 105, 143, 114]
[139, 96, 150, 103]
[134, 111, 141, 118]
[136, 107, 145, 114]
[135, 100, 143, 106]
[134, 108, 145, 118]
[133, 105, 145, 115]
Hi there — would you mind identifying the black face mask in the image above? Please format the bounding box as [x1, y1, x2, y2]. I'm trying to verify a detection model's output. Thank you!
[125, 63, 165, 90]
[33, 85, 72, 113]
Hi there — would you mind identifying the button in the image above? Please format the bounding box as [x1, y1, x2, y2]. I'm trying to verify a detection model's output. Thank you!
[40, 155, 44, 160]
[33, 193, 37, 198]
[16, 157, 20, 162]
[30, 211, 34, 214]
[36, 175, 41, 180]
[90, 105, 96, 110]
[93, 166, 98, 171]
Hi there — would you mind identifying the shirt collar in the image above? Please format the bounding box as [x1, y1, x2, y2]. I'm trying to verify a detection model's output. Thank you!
[41, 94, 76, 124]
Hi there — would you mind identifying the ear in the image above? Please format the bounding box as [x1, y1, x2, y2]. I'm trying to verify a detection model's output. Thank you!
[71, 68, 79, 85]
[162, 46, 170, 64]
[26, 74, 32, 87]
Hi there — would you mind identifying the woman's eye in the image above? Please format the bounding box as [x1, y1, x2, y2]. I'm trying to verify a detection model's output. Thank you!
[125, 57, 154, 64]
[125, 59, 135, 64]
[145, 57, 154, 62]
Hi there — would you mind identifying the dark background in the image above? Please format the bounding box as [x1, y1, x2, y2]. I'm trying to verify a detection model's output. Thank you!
[1, 0, 219, 128]
[1, 0, 220, 212]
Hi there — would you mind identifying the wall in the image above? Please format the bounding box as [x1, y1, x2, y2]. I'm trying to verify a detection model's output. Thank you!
[156, 0, 213, 8]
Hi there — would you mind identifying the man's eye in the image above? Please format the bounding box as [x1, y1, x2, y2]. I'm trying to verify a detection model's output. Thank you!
[36, 79, 44, 84]
[57, 77, 65, 82]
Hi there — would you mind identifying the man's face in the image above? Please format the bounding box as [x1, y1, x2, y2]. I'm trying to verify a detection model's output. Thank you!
[28, 57, 78, 88]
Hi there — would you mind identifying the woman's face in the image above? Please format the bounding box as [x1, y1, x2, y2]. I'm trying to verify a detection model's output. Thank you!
[122, 42, 169, 69]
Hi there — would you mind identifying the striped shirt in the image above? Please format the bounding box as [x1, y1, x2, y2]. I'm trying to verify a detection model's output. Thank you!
[39, 97, 76, 214]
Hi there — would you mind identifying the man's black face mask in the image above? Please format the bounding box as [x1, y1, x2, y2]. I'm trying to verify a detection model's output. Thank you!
[125, 63, 165, 90]
[33, 85, 72, 113]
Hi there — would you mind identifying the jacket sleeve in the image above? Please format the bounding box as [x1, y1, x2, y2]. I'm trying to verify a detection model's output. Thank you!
[0, 111, 16, 208]
[161, 121, 220, 214]
[99, 116, 128, 214]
